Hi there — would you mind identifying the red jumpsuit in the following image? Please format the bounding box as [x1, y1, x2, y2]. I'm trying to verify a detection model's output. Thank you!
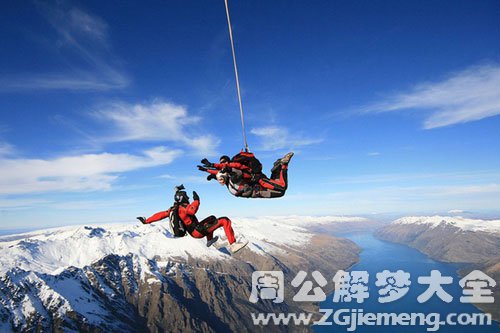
[209, 161, 288, 191]
[143, 199, 236, 244]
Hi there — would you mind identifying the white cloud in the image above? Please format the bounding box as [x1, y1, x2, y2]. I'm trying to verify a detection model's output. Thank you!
[328, 170, 500, 185]
[47, 198, 138, 211]
[361, 64, 500, 129]
[0, 72, 128, 91]
[94, 100, 220, 155]
[0, 142, 14, 156]
[0, 3, 128, 91]
[158, 174, 209, 185]
[0, 198, 51, 210]
[250, 126, 322, 151]
[0, 146, 181, 195]
[433, 183, 500, 196]
[286, 183, 500, 214]
[158, 174, 176, 180]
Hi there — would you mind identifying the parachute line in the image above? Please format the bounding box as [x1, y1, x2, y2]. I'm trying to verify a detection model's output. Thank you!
[224, 0, 249, 152]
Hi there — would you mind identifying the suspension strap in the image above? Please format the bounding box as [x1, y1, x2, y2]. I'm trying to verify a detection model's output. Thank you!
[224, 0, 249, 152]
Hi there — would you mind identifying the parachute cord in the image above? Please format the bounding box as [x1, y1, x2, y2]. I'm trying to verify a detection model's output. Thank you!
[224, 0, 249, 152]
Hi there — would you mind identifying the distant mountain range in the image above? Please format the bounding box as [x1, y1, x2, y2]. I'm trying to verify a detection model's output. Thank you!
[0, 216, 363, 332]
[375, 215, 500, 320]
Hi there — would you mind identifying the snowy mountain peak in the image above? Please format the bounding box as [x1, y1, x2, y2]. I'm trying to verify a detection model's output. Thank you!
[0, 215, 365, 332]
[392, 215, 500, 233]
[0, 215, 365, 275]
[0, 223, 226, 275]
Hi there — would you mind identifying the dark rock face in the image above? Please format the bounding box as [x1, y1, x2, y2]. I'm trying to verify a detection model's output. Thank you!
[374, 222, 500, 320]
[0, 234, 360, 332]
[458, 257, 500, 321]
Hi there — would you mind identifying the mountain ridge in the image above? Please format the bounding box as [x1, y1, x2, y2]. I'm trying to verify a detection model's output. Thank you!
[375, 215, 500, 321]
[0, 216, 363, 332]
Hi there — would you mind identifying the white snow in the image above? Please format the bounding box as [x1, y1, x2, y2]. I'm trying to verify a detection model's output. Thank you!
[0, 215, 363, 275]
[0, 268, 122, 329]
[0, 215, 367, 331]
[0, 223, 225, 275]
[233, 215, 367, 255]
[45, 275, 104, 321]
[393, 215, 500, 233]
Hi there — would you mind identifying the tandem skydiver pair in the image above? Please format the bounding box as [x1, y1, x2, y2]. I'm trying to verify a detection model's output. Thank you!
[137, 151, 294, 253]
[137, 0, 295, 253]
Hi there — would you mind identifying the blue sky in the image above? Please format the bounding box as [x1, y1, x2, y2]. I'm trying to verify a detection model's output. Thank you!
[1, 0, 499, 229]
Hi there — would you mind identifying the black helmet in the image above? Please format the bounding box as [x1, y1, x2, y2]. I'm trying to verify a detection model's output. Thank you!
[174, 184, 189, 204]
[220, 155, 230, 163]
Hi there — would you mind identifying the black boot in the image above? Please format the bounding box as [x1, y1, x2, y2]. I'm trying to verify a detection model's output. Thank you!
[271, 159, 281, 173]
[271, 152, 294, 173]
[280, 152, 294, 164]
[206, 236, 219, 247]
[137, 217, 147, 224]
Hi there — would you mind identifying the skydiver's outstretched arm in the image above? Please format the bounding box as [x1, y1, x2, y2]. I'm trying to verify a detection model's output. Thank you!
[139, 207, 172, 224]
[185, 191, 200, 216]
[197, 165, 219, 181]
[213, 162, 252, 173]
[198, 165, 218, 175]
[197, 165, 252, 183]
[200, 158, 252, 174]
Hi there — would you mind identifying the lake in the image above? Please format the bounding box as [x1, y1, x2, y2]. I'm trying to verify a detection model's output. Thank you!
[315, 233, 499, 332]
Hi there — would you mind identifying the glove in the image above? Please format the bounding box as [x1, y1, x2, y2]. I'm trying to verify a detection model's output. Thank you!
[137, 217, 147, 224]
[207, 174, 216, 181]
[192, 191, 200, 201]
[197, 165, 208, 172]
[201, 158, 214, 167]
[221, 166, 231, 173]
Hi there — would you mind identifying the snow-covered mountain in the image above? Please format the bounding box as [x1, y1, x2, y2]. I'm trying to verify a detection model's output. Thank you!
[392, 215, 500, 234]
[375, 215, 500, 321]
[376, 215, 500, 263]
[0, 215, 366, 275]
[0, 216, 362, 332]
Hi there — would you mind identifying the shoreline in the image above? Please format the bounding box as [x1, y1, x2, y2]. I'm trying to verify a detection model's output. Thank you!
[371, 231, 500, 323]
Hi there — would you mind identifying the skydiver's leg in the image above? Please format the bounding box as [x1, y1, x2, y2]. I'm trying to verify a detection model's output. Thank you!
[270, 152, 294, 173]
[258, 164, 288, 191]
[191, 224, 219, 247]
[191, 215, 218, 240]
[205, 217, 236, 244]
[190, 216, 236, 244]
[190, 230, 204, 239]
[256, 187, 285, 198]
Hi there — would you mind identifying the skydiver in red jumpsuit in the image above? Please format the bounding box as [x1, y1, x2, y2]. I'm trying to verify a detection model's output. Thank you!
[137, 185, 247, 252]
[198, 151, 293, 198]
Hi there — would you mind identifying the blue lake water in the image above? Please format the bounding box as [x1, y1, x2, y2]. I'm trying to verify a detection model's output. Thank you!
[315, 233, 499, 333]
